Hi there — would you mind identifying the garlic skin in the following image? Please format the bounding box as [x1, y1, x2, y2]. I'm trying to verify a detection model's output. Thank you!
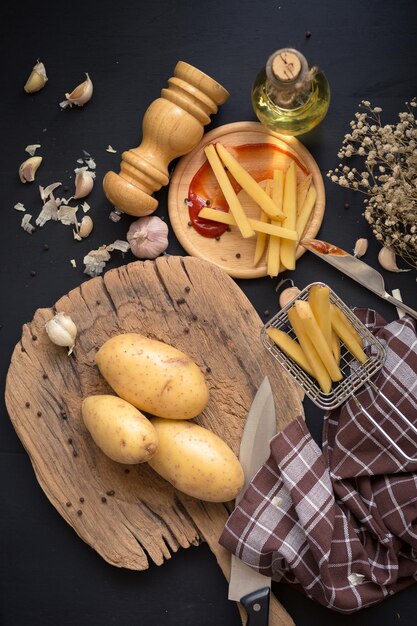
[61, 73, 93, 107]
[45, 312, 77, 355]
[19, 156, 43, 183]
[353, 238, 368, 258]
[279, 286, 301, 308]
[378, 246, 411, 273]
[24, 61, 48, 93]
[127, 216, 169, 259]
[74, 170, 94, 199]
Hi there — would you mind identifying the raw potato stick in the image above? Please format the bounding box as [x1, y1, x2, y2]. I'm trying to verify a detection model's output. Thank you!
[267, 170, 284, 277]
[253, 181, 271, 265]
[280, 161, 297, 270]
[308, 284, 332, 347]
[266, 327, 314, 376]
[294, 300, 342, 382]
[204, 144, 255, 239]
[331, 330, 341, 366]
[288, 306, 332, 393]
[198, 207, 298, 239]
[215, 143, 285, 220]
[296, 173, 312, 216]
[330, 304, 362, 345]
[296, 184, 317, 239]
[330, 307, 368, 364]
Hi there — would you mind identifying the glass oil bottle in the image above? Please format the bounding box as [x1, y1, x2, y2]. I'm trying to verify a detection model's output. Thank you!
[251, 48, 330, 136]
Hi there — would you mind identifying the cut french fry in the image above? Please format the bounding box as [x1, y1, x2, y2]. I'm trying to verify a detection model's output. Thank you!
[294, 300, 342, 382]
[331, 330, 341, 366]
[280, 161, 297, 270]
[296, 184, 317, 239]
[215, 143, 285, 220]
[330, 306, 368, 364]
[308, 284, 332, 348]
[198, 207, 298, 239]
[253, 180, 271, 265]
[267, 170, 284, 277]
[330, 304, 362, 345]
[204, 144, 255, 239]
[288, 306, 332, 393]
[266, 327, 314, 377]
[296, 173, 312, 216]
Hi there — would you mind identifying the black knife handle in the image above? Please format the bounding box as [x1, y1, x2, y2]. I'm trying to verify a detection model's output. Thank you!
[240, 587, 270, 626]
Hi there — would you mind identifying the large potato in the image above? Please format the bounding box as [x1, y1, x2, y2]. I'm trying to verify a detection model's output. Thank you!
[82, 394, 158, 464]
[95, 333, 209, 420]
[148, 418, 244, 502]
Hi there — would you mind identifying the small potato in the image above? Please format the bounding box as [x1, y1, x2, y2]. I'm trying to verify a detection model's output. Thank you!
[148, 418, 244, 503]
[82, 394, 158, 464]
[95, 333, 209, 420]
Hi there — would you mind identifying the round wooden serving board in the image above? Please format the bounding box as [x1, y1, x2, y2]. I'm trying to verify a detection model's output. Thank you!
[5, 256, 303, 576]
[168, 121, 325, 279]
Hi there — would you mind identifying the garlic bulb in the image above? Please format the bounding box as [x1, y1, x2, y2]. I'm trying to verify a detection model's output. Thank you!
[60, 73, 93, 108]
[127, 216, 169, 259]
[378, 246, 411, 273]
[45, 312, 77, 355]
[279, 286, 301, 308]
[24, 61, 48, 93]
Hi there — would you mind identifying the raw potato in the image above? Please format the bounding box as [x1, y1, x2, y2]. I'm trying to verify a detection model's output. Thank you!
[96, 333, 209, 420]
[82, 395, 158, 464]
[148, 418, 245, 502]
[266, 327, 314, 376]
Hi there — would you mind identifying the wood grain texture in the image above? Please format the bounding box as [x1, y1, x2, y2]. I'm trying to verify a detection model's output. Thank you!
[5, 256, 302, 624]
[168, 122, 325, 278]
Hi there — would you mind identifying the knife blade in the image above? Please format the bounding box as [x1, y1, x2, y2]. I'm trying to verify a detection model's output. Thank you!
[228, 376, 277, 625]
[301, 238, 417, 320]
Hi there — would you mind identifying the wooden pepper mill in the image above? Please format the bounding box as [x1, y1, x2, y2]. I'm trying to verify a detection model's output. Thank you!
[103, 61, 229, 217]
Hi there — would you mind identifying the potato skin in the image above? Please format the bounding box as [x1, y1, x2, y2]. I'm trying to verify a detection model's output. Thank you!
[82, 394, 158, 464]
[148, 418, 244, 502]
[95, 333, 209, 420]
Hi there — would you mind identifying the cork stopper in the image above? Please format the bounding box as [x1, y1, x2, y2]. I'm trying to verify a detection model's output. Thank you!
[271, 50, 302, 83]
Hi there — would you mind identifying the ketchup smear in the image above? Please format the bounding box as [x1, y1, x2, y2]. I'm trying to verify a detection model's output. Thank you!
[187, 142, 309, 238]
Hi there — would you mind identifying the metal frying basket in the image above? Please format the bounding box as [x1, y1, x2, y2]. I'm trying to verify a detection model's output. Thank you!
[261, 283, 417, 462]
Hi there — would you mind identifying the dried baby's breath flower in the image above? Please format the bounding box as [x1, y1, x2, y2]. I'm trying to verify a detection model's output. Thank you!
[328, 99, 417, 267]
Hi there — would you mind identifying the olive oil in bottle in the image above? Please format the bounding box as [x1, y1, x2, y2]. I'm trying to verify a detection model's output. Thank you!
[251, 48, 330, 136]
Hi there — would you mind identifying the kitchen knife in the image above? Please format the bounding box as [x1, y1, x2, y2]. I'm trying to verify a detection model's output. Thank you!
[301, 238, 417, 320]
[228, 376, 277, 625]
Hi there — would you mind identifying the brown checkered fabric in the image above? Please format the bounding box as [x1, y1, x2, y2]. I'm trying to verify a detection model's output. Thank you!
[219, 311, 417, 613]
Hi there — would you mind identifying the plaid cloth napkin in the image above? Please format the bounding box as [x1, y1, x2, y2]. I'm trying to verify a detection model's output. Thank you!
[220, 310, 417, 613]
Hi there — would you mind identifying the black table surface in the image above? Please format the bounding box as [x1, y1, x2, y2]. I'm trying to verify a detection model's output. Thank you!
[1, 1, 417, 625]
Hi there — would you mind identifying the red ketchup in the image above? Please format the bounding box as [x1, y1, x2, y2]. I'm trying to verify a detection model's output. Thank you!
[187, 143, 309, 238]
[306, 240, 347, 256]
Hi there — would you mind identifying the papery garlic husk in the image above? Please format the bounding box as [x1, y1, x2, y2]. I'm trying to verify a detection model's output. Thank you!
[63, 73, 93, 107]
[279, 286, 301, 308]
[74, 170, 95, 199]
[378, 246, 411, 273]
[45, 312, 77, 355]
[24, 61, 48, 93]
[353, 238, 368, 258]
[126, 216, 169, 259]
[19, 156, 43, 183]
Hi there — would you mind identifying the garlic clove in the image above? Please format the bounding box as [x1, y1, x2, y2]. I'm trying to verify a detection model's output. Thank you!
[45, 312, 77, 355]
[19, 156, 43, 183]
[61, 73, 93, 108]
[353, 238, 368, 258]
[79, 215, 93, 238]
[24, 61, 48, 93]
[378, 246, 411, 273]
[126, 216, 169, 259]
[279, 286, 301, 308]
[74, 170, 95, 199]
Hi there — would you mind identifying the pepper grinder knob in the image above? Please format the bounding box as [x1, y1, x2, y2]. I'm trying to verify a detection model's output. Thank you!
[103, 61, 229, 217]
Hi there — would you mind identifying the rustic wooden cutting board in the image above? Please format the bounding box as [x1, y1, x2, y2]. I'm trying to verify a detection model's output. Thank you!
[5, 256, 303, 625]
